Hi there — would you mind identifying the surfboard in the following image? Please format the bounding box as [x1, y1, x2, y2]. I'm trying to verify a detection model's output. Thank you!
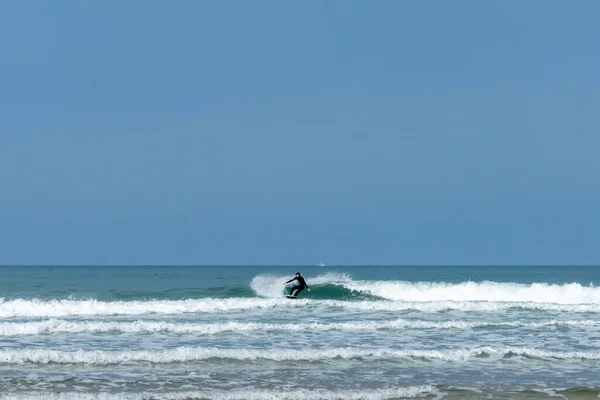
[285, 295, 297, 299]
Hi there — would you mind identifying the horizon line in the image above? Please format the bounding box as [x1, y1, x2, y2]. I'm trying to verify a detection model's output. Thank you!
[0, 264, 599, 267]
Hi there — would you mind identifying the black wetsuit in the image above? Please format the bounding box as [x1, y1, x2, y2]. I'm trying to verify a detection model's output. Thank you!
[285, 276, 309, 296]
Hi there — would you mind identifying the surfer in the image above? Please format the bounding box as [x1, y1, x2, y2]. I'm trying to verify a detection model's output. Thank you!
[283, 272, 311, 297]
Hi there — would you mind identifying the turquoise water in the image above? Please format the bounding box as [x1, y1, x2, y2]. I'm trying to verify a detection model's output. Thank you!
[0, 265, 599, 399]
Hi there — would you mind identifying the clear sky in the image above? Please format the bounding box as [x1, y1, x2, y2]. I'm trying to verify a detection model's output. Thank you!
[1, 1, 599, 265]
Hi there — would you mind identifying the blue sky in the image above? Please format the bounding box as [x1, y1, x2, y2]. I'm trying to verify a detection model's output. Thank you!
[1, 1, 599, 265]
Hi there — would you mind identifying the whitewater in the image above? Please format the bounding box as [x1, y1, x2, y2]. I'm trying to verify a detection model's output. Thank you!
[1, 265, 599, 399]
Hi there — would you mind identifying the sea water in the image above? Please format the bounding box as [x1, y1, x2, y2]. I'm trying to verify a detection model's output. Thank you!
[0, 265, 599, 399]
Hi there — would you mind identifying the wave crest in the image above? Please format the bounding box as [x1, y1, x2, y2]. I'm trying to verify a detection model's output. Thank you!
[0, 386, 433, 400]
[1, 346, 599, 365]
[251, 274, 600, 303]
[2, 297, 600, 318]
[0, 318, 599, 336]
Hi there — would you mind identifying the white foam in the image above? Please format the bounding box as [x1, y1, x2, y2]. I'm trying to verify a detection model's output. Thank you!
[251, 273, 600, 304]
[341, 280, 600, 303]
[0, 318, 598, 336]
[0, 297, 287, 318]
[250, 274, 289, 297]
[1, 346, 598, 364]
[334, 300, 600, 313]
[0, 386, 433, 400]
[1, 297, 600, 318]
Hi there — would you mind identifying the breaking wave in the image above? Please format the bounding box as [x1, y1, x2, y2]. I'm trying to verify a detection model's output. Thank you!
[0, 274, 598, 318]
[252, 273, 600, 303]
[2, 297, 600, 318]
[0, 386, 433, 400]
[0, 318, 598, 336]
[1, 346, 599, 365]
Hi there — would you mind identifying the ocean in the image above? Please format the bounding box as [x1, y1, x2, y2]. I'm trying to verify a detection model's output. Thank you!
[0, 265, 599, 400]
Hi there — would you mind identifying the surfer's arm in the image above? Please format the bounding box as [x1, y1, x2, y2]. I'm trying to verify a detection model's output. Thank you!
[283, 278, 297, 285]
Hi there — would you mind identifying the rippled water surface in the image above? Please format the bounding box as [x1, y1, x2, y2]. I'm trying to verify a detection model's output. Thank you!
[0, 265, 599, 399]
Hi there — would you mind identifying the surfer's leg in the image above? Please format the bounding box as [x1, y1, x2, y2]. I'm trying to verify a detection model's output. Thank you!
[293, 286, 305, 296]
[290, 286, 298, 296]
